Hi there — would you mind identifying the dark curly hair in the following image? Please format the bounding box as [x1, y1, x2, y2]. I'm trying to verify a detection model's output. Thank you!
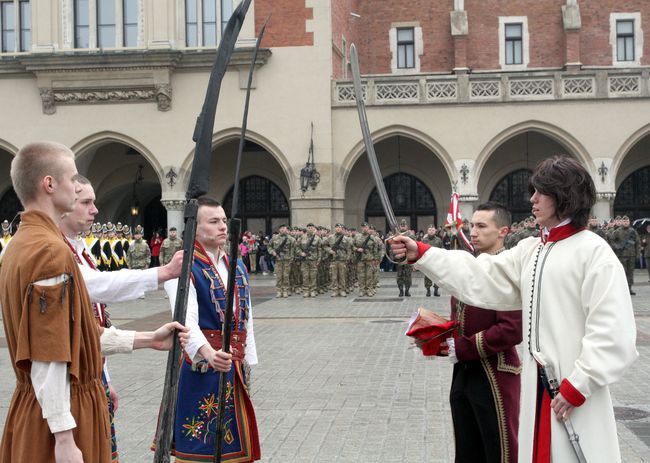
[528, 156, 596, 229]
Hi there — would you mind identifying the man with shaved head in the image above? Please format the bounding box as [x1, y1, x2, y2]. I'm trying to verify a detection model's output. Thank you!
[0, 142, 185, 463]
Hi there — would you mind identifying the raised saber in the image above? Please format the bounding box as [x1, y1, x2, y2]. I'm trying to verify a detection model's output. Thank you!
[350, 44, 405, 261]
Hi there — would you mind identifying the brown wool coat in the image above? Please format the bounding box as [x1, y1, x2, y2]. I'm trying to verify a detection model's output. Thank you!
[0, 211, 111, 463]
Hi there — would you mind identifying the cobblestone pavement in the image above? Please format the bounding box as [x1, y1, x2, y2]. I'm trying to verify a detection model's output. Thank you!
[1, 270, 649, 462]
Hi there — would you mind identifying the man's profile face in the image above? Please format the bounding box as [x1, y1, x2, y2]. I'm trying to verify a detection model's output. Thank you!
[197, 205, 228, 249]
[470, 210, 506, 252]
[62, 183, 98, 234]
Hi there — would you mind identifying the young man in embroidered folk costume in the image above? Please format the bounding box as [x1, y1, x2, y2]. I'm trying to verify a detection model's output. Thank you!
[391, 156, 638, 462]
[59, 175, 185, 461]
[162, 196, 261, 462]
[443, 202, 522, 463]
[0, 141, 187, 463]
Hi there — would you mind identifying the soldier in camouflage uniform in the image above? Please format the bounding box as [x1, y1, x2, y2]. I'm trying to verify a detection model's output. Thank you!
[610, 215, 640, 295]
[421, 225, 443, 297]
[297, 223, 321, 297]
[160, 226, 183, 266]
[588, 216, 607, 240]
[127, 225, 151, 270]
[643, 224, 650, 283]
[289, 227, 303, 295]
[370, 226, 383, 294]
[317, 227, 329, 294]
[269, 224, 295, 297]
[325, 223, 351, 296]
[346, 227, 356, 294]
[396, 219, 416, 297]
[353, 222, 378, 297]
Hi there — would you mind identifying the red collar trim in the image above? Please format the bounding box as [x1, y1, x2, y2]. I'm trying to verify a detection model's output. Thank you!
[540, 222, 584, 244]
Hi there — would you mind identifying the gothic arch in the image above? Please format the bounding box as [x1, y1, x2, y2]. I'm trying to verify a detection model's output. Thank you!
[178, 128, 294, 192]
[474, 120, 593, 184]
[339, 124, 456, 187]
[611, 123, 650, 188]
[71, 131, 165, 185]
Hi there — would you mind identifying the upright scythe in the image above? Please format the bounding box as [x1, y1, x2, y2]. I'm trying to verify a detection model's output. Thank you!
[153, 2, 252, 461]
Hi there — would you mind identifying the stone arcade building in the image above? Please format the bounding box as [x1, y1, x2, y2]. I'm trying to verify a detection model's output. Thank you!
[0, 0, 649, 235]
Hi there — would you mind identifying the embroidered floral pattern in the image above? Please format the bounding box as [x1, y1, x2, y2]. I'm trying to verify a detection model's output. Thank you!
[183, 383, 235, 444]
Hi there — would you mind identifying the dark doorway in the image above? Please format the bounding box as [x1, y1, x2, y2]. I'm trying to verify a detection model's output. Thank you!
[143, 195, 167, 240]
[0, 188, 21, 229]
[489, 169, 533, 222]
[614, 166, 650, 219]
[223, 175, 290, 236]
[365, 173, 436, 233]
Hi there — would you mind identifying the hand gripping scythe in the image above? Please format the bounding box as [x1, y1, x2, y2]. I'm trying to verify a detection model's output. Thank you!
[349, 44, 406, 262]
[153, 1, 252, 461]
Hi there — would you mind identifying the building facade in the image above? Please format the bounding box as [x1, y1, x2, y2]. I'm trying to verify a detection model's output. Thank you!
[0, 0, 649, 235]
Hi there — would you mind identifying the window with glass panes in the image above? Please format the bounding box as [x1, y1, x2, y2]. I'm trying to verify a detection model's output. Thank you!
[1, 0, 30, 53]
[396, 27, 415, 69]
[97, 0, 115, 48]
[185, 0, 232, 47]
[74, 0, 89, 48]
[505, 23, 523, 65]
[123, 0, 138, 47]
[616, 19, 634, 61]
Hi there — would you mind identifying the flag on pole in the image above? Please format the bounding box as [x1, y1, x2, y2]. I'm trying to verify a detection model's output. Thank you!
[444, 192, 474, 253]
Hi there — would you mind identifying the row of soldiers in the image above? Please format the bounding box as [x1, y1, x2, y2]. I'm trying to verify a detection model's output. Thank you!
[588, 215, 642, 294]
[506, 214, 642, 294]
[267, 222, 384, 298]
[82, 222, 183, 271]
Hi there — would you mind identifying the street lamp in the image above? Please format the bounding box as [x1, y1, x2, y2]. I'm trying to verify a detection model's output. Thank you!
[300, 122, 320, 194]
[130, 163, 144, 227]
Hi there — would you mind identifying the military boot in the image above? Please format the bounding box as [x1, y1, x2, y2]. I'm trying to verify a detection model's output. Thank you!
[426, 288, 431, 297]
[405, 284, 411, 297]
[434, 285, 440, 297]
[398, 284, 404, 297]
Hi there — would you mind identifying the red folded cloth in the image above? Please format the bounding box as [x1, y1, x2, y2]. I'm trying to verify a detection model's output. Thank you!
[406, 307, 457, 356]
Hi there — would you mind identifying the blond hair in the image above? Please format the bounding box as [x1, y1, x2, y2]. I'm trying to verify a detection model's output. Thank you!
[11, 141, 74, 205]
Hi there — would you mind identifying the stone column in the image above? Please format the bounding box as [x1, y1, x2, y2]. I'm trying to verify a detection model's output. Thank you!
[593, 193, 615, 222]
[459, 194, 478, 222]
[161, 199, 186, 234]
[290, 196, 342, 228]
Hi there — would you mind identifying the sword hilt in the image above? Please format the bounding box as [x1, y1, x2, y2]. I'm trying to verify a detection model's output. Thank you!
[384, 230, 409, 264]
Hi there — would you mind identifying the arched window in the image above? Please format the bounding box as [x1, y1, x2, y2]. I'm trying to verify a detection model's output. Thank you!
[223, 175, 290, 236]
[614, 166, 650, 219]
[489, 169, 533, 222]
[365, 173, 436, 232]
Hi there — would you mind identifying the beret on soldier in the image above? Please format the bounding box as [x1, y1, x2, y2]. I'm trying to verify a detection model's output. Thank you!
[335, 223, 344, 228]
[169, 227, 177, 231]
[306, 223, 315, 227]
[361, 221, 369, 227]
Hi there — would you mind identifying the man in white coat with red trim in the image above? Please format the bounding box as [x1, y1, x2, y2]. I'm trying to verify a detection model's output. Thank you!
[390, 156, 637, 462]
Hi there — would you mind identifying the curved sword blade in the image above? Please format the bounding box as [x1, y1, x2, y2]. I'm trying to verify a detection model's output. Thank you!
[350, 44, 399, 234]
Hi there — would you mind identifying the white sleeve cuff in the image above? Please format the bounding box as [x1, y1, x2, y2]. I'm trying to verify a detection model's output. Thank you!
[46, 411, 77, 434]
[100, 326, 136, 355]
